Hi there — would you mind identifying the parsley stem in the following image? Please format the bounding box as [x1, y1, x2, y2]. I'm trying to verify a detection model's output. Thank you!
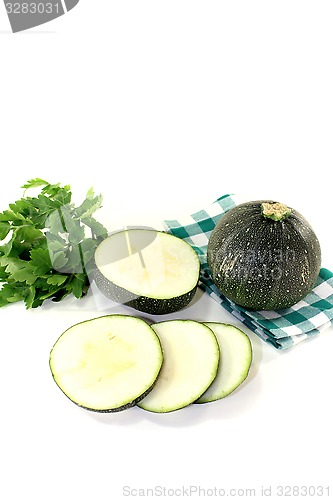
[78, 241, 87, 276]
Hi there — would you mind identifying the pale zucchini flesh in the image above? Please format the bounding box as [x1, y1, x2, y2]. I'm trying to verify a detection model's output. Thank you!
[137, 320, 220, 413]
[49, 315, 163, 412]
[196, 322, 252, 404]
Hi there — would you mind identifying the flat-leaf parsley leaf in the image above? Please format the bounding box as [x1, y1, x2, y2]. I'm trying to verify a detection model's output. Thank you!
[0, 179, 108, 309]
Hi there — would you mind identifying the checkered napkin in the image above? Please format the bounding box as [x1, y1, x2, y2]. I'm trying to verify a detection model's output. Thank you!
[163, 194, 333, 349]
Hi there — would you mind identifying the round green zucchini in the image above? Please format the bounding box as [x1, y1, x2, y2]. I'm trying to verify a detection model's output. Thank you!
[93, 229, 200, 315]
[207, 200, 321, 310]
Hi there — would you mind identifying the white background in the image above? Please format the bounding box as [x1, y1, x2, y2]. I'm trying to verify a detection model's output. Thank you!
[1, 2, 332, 499]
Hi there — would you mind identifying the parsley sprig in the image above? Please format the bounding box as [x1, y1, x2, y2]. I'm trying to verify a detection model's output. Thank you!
[0, 178, 108, 308]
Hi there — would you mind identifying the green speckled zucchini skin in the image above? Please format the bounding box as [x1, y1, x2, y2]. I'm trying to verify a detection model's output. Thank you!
[68, 380, 158, 413]
[207, 200, 321, 310]
[93, 264, 198, 315]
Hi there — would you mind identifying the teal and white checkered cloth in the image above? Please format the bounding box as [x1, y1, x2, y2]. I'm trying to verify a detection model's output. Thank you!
[164, 194, 333, 349]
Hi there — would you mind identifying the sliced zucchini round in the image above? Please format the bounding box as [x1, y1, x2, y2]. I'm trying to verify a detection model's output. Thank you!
[93, 229, 200, 315]
[137, 320, 220, 413]
[196, 322, 252, 404]
[49, 315, 163, 412]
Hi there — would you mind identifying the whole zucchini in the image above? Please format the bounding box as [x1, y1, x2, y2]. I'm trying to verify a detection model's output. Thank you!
[207, 200, 321, 310]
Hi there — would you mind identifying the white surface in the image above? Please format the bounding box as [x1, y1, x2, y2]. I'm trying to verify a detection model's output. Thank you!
[1, 2, 333, 499]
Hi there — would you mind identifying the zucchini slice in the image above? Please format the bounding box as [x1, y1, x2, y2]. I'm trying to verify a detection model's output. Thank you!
[137, 320, 220, 413]
[93, 229, 200, 314]
[196, 322, 252, 404]
[49, 315, 163, 412]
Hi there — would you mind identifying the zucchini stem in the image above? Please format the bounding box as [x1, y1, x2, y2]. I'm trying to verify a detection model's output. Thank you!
[261, 202, 291, 221]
